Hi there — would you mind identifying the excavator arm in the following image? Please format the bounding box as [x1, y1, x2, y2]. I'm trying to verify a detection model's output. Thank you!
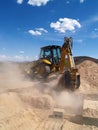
[59, 37, 80, 89]
[60, 37, 75, 72]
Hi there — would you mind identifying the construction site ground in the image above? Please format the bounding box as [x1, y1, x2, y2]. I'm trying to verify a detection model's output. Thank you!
[0, 57, 98, 130]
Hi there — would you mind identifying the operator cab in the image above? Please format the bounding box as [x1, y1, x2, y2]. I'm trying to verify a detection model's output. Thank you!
[40, 45, 61, 64]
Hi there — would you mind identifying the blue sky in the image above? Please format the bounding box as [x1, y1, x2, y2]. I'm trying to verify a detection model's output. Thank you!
[0, 0, 98, 61]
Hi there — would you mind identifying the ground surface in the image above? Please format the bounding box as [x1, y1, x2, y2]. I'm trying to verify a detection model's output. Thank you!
[0, 57, 98, 130]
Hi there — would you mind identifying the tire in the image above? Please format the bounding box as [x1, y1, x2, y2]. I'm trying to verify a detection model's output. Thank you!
[31, 63, 50, 79]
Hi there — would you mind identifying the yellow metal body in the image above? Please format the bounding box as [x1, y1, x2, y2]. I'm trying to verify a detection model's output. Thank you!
[41, 38, 77, 78]
[42, 59, 51, 65]
[59, 37, 78, 81]
[31, 37, 80, 88]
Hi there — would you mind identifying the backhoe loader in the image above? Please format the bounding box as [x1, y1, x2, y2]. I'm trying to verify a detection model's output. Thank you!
[29, 37, 80, 89]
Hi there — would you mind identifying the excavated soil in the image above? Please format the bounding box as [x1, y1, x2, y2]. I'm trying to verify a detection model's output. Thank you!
[0, 57, 98, 130]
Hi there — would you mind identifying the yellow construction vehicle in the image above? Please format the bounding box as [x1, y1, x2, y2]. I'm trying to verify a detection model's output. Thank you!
[29, 37, 80, 89]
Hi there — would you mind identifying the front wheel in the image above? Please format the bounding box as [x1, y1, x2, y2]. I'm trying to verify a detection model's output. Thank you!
[30, 63, 50, 79]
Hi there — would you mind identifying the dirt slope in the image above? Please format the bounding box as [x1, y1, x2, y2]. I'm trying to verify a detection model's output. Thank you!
[76, 57, 98, 92]
[0, 57, 98, 130]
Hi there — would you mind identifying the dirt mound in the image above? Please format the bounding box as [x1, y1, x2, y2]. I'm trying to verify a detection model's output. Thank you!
[77, 60, 98, 92]
[75, 56, 98, 65]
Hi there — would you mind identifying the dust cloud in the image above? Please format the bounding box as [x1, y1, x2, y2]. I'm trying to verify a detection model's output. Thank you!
[0, 59, 98, 130]
[52, 90, 84, 115]
[0, 62, 83, 115]
[0, 62, 33, 93]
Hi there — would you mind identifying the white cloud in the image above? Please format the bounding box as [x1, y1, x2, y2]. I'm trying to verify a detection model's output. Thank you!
[14, 55, 32, 61]
[91, 34, 98, 38]
[19, 51, 24, 54]
[50, 18, 81, 33]
[90, 31, 98, 39]
[36, 28, 48, 33]
[0, 55, 8, 61]
[28, 28, 48, 36]
[75, 39, 83, 43]
[94, 28, 98, 31]
[80, 0, 85, 3]
[17, 0, 23, 4]
[2, 48, 6, 51]
[35, 55, 39, 60]
[66, 1, 70, 4]
[93, 16, 98, 21]
[14, 55, 27, 60]
[27, 0, 50, 6]
[28, 30, 42, 36]
[0, 54, 32, 61]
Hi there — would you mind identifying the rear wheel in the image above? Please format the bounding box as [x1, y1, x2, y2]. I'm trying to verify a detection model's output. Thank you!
[30, 63, 50, 79]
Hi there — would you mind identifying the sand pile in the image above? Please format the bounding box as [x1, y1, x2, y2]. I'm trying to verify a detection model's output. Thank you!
[77, 60, 98, 92]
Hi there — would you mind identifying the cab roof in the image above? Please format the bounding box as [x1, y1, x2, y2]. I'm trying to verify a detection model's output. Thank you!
[41, 45, 61, 50]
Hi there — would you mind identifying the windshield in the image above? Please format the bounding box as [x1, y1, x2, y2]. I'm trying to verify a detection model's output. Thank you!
[52, 48, 61, 64]
[40, 49, 52, 61]
[40, 46, 61, 64]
